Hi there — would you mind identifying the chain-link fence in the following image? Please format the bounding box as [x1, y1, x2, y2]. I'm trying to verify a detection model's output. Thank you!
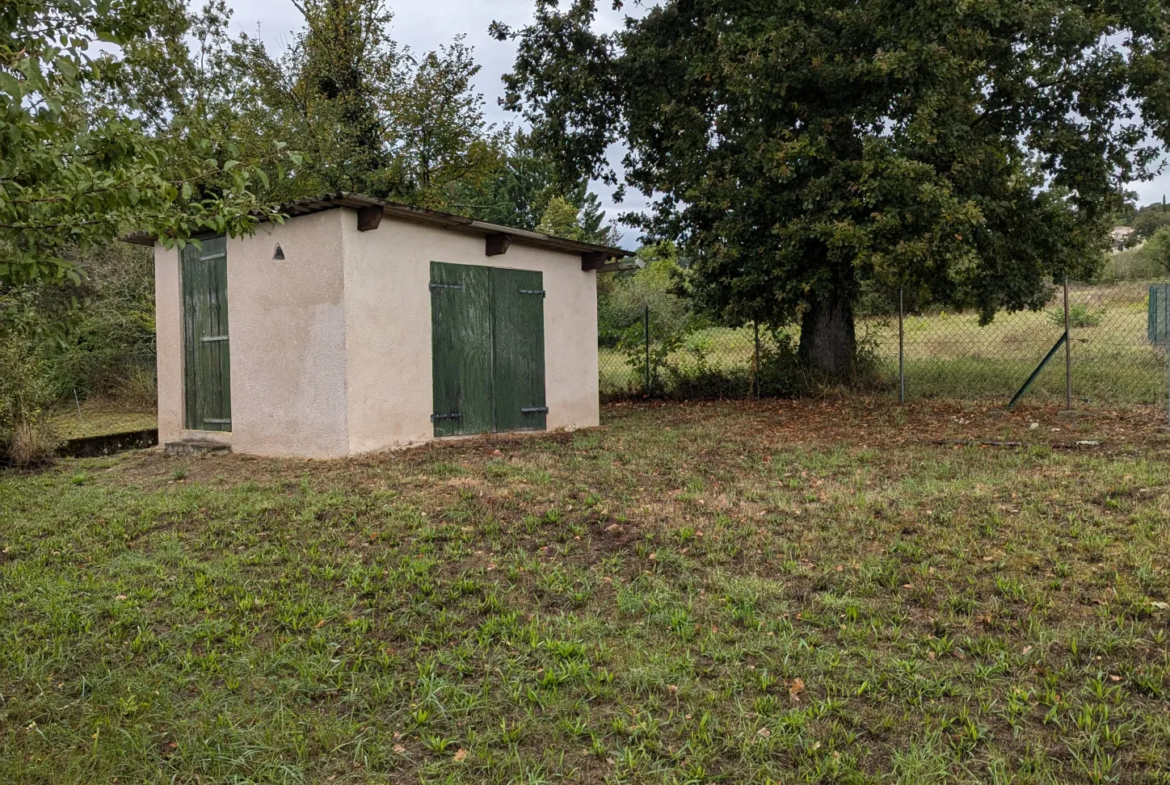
[23, 345, 159, 462]
[888, 278, 1169, 409]
[599, 275, 1170, 419]
[48, 346, 159, 443]
[3, 344, 157, 466]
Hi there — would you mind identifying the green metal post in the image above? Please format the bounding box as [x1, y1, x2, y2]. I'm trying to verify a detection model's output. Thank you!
[1165, 282, 1169, 428]
[1064, 275, 1072, 411]
[1009, 332, 1068, 410]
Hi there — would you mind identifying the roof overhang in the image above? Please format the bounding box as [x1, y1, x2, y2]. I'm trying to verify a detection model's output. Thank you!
[124, 192, 634, 271]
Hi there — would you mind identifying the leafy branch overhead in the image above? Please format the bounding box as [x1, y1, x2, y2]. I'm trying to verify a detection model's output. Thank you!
[497, 0, 1170, 378]
[1, 0, 623, 287]
[0, 0, 301, 285]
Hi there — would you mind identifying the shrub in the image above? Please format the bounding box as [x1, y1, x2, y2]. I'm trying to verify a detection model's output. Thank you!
[0, 243, 155, 464]
[56, 243, 156, 401]
[6, 418, 59, 467]
[1047, 303, 1104, 329]
[0, 307, 61, 466]
[598, 242, 691, 347]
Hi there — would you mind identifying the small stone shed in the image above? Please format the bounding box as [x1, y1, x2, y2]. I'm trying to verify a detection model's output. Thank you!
[127, 194, 632, 458]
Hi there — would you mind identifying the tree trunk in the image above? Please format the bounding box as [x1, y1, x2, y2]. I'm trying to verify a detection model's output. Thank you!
[799, 287, 857, 380]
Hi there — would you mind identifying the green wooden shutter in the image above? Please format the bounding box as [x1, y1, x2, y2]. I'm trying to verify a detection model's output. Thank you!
[430, 262, 494, 437]
[181, 237, 232, 432]
[491, 268, 547, 432]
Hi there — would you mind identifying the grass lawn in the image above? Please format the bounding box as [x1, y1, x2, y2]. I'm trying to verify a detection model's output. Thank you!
[2, 400, 1170, 784]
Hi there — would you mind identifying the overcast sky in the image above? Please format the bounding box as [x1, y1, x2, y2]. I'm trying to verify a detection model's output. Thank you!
[223, 0, 1169, 224]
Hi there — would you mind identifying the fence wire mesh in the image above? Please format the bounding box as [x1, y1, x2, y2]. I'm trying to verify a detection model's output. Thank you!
[599, 275, 1170, 419]
[47, 346, 158, 444]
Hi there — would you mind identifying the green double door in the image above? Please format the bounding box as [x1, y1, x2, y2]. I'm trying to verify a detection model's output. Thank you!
[181, 237, 232, 432]
[430, 262, 547, 437]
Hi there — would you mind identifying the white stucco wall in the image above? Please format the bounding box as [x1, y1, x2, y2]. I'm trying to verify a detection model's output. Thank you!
[154, 241, 186, 449]
[155, 209, 351, 458]
[155, 207, 600, 458]
[341, 209, 600, 453]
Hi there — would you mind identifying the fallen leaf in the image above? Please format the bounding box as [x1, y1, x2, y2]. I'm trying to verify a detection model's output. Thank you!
[789, 678, 805, 701]
[393, 744, 406, 754]
[453, 749, 467, 762]
[757, 727, 771, 738]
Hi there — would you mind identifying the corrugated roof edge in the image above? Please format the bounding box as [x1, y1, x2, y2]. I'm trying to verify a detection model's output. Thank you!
[123, 192, 633, 259]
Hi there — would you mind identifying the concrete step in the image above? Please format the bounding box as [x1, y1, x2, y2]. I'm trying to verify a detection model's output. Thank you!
[165, 440, 231, 457]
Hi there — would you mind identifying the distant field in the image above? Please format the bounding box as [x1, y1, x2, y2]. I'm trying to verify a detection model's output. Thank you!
[601, 281, 1170, 405]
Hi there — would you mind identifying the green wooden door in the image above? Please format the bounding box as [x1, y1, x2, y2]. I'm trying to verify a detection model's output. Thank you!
[430, 262, 494, 437]
[430, 262, 547, 437]
[181, 237, 232, 432]
[491, 268, 547, 432]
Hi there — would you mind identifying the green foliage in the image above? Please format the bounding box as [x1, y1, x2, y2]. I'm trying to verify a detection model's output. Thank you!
[534, 192, 620, 244]
[1141, 227, 1170, 274]
[1129, 203, 1170, 241]
[1047, 303, 1105, 329]
[0, 0, 297, 286]
[55, 244, 157, 401]
[0, 242, 156, 460]
[1100, 227, 1170, 282]
[382, 37, 508, 207]
[536, 196, 586, 240]
[497, 0, 1170, 378]
[457, 131, 561, 230]
[1100, 246, 1166, 283]
[601, 246, 812, 399]
[606, 250, 699, 393]
[455, 130, 621, 242]
[213, 1, 511, 210]
[0, 287, 64, 462]
[599, 243, 691, 344]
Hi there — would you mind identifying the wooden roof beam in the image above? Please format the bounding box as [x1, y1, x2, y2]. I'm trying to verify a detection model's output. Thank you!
[581, 251, 611, 271]
[486, 233, 511, 257]
[357, 205, 384, 232]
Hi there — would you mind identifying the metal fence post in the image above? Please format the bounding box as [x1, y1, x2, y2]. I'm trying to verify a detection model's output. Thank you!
[753, 321, 761, 399]
[898, 288, 905, 405]
[1165, 283, 1169, 428]
[643, 304, 651, 397]
[1064, 275, 1072, 411]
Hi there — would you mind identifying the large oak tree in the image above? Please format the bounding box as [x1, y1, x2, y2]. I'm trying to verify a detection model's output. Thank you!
[495, 0, 1170, 377]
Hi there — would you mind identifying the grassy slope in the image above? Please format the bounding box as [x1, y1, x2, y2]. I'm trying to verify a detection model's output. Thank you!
[1, 401, 1169, 784]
